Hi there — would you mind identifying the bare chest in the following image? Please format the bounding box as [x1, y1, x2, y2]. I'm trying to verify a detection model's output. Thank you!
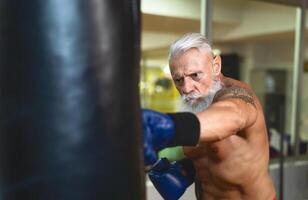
[183, 135, 257, 185]
[184, 135, 247, 161]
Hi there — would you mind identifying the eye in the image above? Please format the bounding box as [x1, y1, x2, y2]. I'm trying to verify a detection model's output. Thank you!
[191, 73, 202, 81]
[174, 77, 183, 85]
[191, 73, 198, 78]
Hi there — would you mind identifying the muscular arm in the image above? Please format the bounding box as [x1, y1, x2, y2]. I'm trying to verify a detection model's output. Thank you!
[197, 86, 258, 143]
[142, 86, 258, 157]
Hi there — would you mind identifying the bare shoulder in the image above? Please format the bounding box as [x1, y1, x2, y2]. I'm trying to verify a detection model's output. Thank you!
[214, 78, 256, 107]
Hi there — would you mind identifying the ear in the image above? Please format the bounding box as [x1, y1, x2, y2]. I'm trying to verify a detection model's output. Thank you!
[212, 55, 221, 77]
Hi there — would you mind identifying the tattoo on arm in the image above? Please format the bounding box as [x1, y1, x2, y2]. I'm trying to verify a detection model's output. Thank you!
[213, 87, 256, 107]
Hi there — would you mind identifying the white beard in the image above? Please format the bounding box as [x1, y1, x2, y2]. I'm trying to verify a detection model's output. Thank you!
[179, 80, 222, 114]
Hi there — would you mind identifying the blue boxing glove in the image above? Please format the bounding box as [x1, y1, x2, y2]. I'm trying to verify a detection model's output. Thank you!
[143, 109, 175, 165]
[143, 109, 200, 165]
[148, 157, 195, 200]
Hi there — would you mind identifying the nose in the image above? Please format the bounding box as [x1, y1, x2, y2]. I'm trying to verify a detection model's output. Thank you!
[181, 78, 195, 95]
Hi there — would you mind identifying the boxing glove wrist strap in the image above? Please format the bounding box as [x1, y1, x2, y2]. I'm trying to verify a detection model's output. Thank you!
[167, 112, 200, 147]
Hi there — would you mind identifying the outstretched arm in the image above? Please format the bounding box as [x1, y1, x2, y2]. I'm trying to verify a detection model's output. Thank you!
[197, 86, 258, 143]
[142, 86, 259, 165]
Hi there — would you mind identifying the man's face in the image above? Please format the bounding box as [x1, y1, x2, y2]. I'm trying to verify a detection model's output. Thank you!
[170, 48, 222, 112]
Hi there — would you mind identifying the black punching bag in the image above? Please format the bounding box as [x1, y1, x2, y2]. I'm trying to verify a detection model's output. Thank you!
[0, 0, 144, 199]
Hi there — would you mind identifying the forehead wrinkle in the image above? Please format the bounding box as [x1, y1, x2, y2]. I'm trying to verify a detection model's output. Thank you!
[181, 59, 205, 75]
[170, 50, 212, 77]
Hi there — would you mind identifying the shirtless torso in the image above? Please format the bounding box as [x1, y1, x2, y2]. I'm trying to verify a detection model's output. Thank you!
[183, 76, 276, 200]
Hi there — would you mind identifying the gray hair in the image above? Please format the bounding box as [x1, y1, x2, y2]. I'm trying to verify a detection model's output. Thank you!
[168, 33, 212, 65]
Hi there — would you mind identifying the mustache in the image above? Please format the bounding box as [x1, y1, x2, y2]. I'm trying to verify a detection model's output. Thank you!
[179, 80, 222, 113]
[182, 93, 204, 103]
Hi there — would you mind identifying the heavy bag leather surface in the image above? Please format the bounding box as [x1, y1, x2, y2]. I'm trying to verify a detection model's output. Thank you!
[0, 0, 144, 199]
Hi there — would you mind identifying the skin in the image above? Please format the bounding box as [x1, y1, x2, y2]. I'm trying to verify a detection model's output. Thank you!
[170, 48, 276, 200]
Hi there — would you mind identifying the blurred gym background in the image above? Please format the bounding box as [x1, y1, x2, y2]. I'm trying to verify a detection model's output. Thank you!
[140, 0, 308, 199]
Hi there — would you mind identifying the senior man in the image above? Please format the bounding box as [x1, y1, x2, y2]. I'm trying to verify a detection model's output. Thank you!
[143, 33, 276, 200]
